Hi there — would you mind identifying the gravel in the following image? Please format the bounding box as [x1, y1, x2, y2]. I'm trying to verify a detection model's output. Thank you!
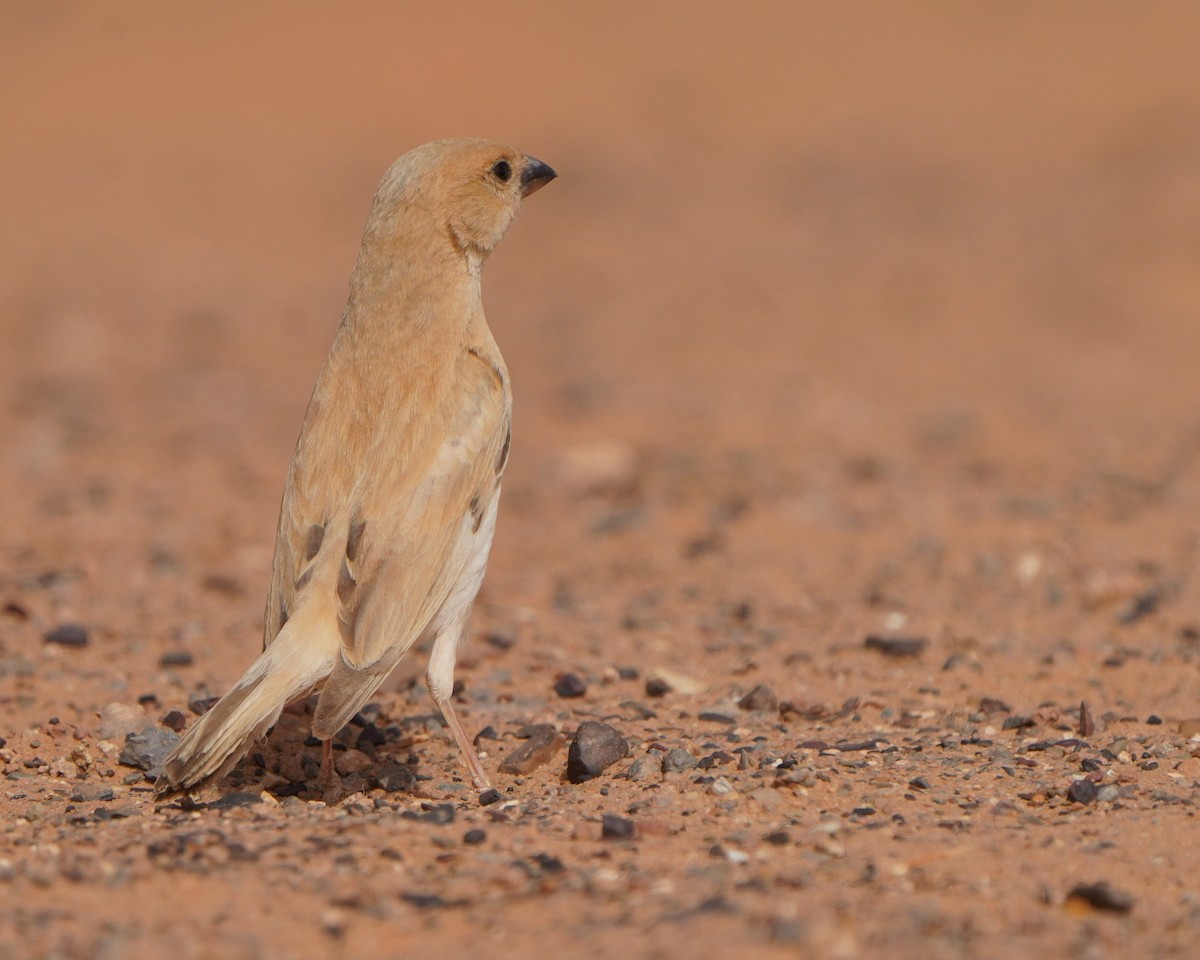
[118, 726, 180, 774]
[566, 721, 629, 783]
[44, 624, 89, 648]
[498, 724, 562, 775]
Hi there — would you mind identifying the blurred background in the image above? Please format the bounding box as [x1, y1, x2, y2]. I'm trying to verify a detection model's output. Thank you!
[2, 2, 1199, 667]
[4, 7, 1200, 955]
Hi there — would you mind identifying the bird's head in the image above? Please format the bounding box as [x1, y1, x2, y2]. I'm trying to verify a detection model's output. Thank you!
[375, 139, 556, 263]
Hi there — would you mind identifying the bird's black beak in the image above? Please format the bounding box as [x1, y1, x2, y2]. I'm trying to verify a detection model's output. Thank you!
[520, 157, 557, 197]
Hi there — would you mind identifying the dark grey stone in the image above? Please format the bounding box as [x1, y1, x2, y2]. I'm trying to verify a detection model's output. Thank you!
[119, 726, 180, 774]
[566, 721, 629, 783]
[661, 747, 698, 774]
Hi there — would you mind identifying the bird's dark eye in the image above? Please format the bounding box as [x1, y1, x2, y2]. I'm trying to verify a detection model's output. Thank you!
[491, 159, 512, 182]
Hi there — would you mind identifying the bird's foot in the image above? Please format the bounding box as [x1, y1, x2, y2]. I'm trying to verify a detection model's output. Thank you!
[318, 739, 343, 804]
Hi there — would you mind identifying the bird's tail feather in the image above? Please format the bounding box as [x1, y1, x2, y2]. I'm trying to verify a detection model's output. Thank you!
[154, 621, 335, 797]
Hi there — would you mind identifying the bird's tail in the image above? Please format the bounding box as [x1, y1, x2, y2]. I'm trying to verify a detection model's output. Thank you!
[154, 617, 336, 797]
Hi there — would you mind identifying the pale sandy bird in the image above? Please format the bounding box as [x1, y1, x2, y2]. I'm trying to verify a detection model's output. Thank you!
[156, 139, 556, 799]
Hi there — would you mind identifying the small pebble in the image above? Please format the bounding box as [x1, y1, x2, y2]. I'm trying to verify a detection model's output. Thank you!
[401, 892, 447, 910]
[661, 748, 698, 774]
[709, 843, 749, 864]
[93, 805, 136, 821]
[627, 753, 663, 782]
[566, 721, 629, 783]
[645, 677, 672, 697]
[737, 684, 778, 713]
[485, 629, 516, 650]
[553, 672, 588, 698]
[1117, 591, 1159, 625]
[71, 784, 115, 802]
[118, 726, 180, 773]
[160, 650, 194, 667]
[531, 852, 564, 874]
[1067, 779, 1099, 805]
[161, 710, 188, 733]
[478, 788, 502, 806]
[498, 724, 562, 775]
[602, 814, 636, 839]
[622, 700, 657, 721]
[833, 739, 881, 752]
[1079, 700, 1097, 737]
[189, 695, 220, 715]
[201, 573, 243, 597]
[463, 829, 487, 845]
[400, 803, 455, 825]
[2, 601, 29, 620]
[863, 634, 927, 657]
[1067, 881, 1135, 914]
[44, 624, 89, 648]
[697, 750, 735, 769]
[210, 791, 262, 810]
[372, 761, 416, 793]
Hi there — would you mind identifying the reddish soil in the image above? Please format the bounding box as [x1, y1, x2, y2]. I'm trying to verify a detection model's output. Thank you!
[3, 6, 1200, 958]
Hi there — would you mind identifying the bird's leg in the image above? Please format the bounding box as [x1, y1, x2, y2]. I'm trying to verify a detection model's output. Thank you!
[427, 623, 492, 792]
[318, 737, 342, 802]
[433, 692, 492, 791]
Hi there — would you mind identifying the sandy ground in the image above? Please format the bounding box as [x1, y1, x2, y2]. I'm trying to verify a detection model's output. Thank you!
[3, 4, 1200, 958]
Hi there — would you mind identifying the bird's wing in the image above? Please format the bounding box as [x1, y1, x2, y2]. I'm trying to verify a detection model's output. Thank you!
[342, 350, 507, 662]
[296, 344, 509, 735]
[263, 402, 343, 651]
[263, 484, 311, 650]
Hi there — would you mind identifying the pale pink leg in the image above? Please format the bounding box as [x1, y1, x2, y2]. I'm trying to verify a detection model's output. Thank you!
[432, 692, 492, 791]
[427, 608, 493, 792]
[318, 738, 342, 801]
